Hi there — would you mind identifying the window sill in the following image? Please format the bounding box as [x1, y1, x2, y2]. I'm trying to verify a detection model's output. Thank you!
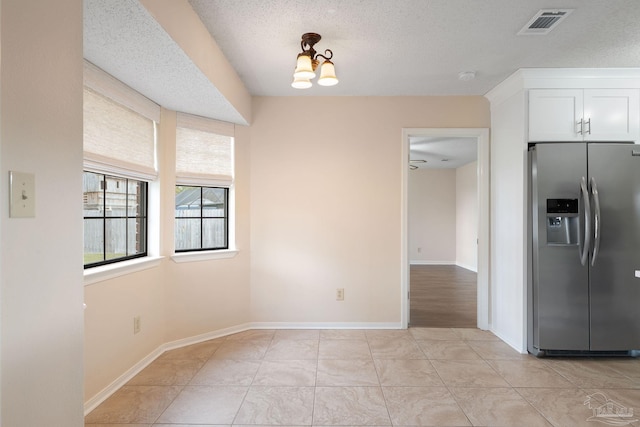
[171, 249, 239, 263]
[84, 256, 164, 286]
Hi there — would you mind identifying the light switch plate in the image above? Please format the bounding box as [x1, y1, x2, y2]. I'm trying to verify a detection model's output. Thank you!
[9, 171, 35, 218]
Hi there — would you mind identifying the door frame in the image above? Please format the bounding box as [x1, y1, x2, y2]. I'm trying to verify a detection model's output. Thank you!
[401, 128, 490, 330]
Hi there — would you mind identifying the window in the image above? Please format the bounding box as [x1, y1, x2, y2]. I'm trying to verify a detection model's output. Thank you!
[83, 60, 159, 268]
[175, 186, 228, 251]
[175, 113, 234, 253]
[83, 171, 148, 267]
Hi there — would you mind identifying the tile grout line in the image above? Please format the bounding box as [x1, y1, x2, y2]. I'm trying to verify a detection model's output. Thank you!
[310, 334, 320, 426]
[370, 333, 394, 426]
[230, 330, 276, 425]
[417, 329, 475, 427]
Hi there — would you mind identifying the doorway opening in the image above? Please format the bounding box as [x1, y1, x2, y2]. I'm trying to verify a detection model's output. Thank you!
[400, 128, 490, 330]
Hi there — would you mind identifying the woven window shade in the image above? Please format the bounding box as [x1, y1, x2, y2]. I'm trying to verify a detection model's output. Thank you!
[176, 113, 234, 186]
[83, 61, 159, 180]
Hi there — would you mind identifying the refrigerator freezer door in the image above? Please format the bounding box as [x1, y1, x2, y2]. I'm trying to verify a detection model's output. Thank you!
[588, 143, 640, 350]
[531, 143, 590, 351]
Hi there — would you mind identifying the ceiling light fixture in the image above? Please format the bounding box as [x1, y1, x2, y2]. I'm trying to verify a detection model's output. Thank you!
[292, 33, 338, 89]
[458, 71, 476, 81]
[409, 159, 426, 170]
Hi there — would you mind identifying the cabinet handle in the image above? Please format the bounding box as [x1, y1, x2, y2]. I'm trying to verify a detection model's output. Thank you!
[585, 118, 591, 135]
[576, 119, 584, 135]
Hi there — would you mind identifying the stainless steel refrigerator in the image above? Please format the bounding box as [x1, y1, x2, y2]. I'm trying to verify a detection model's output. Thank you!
[528, 142, 640, 356]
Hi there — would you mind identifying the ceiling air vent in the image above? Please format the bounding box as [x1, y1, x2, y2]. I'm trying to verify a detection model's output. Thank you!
[517, 9, 573, 35]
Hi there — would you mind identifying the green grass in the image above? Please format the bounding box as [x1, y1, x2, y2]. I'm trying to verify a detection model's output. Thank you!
[84, 253, 126, 264]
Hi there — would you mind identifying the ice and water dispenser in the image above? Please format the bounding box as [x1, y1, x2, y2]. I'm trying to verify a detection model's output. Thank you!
[546, 198, 579, 245]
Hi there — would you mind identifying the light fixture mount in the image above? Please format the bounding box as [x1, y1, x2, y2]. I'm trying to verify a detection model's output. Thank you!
[292, 32, 338, 89]
[300, 32, 323, 57]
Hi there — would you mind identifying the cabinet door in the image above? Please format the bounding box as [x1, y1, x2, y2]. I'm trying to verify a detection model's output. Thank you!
[583, 89, 639, 142]
[529, 89, 583, 142]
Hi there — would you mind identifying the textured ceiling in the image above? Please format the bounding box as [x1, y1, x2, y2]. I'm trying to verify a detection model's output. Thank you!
[410, 136, 477, 170]
[189, 0, 640, 96]
[84, 0, 640, 124]
[84, 0, 247, 124]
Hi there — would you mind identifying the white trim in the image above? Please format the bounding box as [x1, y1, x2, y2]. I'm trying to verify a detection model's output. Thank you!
[400, 129, 410, 329]
[409, 261, 478, 272]
[410, 260, 456, 265]
[456, 262, 478, 273]
[171, 249, 239, 263]
[83, 345, 165, 415]
[485, 68, 640, 106]
[402, 128, 491, 331]
[84, 256, 164, 286]
[490, 326, 527, 354]
[83, 323, 251, 415]
[83, 321, 400, 415]
[163, 323, 252, 351]
[250, 322, 402, 330]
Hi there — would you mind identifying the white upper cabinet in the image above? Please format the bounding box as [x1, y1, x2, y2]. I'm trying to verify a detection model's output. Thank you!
[529, 89, 639, 142]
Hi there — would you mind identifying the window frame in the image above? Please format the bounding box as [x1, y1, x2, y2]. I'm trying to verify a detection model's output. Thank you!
[83, 170, 149, 269]
[174, 185, 230, 253]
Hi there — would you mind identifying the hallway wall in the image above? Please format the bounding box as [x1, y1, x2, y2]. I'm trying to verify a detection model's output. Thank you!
[409, 169, 457, 264]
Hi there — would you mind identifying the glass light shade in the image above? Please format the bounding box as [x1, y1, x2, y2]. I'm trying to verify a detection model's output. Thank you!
[317, 60, 338, 86]
[291, 75, 312, 89]
[293, 54, 315, 80]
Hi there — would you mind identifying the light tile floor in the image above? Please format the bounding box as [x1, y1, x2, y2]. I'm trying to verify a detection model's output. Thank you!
[85, 328, 640, 426]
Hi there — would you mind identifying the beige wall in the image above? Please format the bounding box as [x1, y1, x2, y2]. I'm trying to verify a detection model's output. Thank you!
[84, 268, 166, 401]
[249, 96, 490, 325]
[408, 169, 456, 263]
[456, 161, 478, 271]
[85, 97, 489, 399]
[84, 95, 488, 404]
[162, 121, 252, 343]
[83, 112, 252, 401]
[1, 0, 85, 424]
[2, 1, 491, 417]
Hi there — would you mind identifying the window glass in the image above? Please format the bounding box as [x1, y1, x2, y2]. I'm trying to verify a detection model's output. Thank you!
[84, 171, 148, 267]
[175, 186, 228, 251]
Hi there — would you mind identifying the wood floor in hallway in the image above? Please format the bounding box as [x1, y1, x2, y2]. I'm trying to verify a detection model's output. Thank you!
[410, 264, 477, 328]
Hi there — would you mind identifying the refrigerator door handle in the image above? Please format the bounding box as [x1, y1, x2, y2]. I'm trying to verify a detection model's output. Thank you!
[590, 177, 601, 266]
[580, 177, 591, 266]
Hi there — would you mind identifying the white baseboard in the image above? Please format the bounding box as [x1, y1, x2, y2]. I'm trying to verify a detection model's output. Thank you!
[83, 345, 165, 415]
[409, 261, 478, 273]
[490, 327, 526, 354]
[84, 323, 251, 416]
[251, 321, 402, 330]
[84, 321, 403, 414]
[455, 262, 478, 273]
[163, 323, 252, 352]
[409, 260, 455, 265]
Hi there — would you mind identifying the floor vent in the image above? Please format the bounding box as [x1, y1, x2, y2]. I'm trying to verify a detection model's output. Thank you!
[517, 9, 573, 35]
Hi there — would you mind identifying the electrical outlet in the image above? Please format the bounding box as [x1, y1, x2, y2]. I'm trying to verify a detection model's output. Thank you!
[336, 288, 344, 301]
[133, 316, 141, 334]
